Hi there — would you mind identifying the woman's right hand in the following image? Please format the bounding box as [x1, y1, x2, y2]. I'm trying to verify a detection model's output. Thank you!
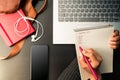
[78, 48, 102, 80]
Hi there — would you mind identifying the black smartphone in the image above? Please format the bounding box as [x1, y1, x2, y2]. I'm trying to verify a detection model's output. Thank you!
[31, 45, 48, 80]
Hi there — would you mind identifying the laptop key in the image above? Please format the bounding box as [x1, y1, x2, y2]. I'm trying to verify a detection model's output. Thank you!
[81, 9, 84, 12]
[84, 5, 87, 8]
[110, 5, 113, 8]
[94, 9, 97, 12]
[86, 13, 90, 17]
[98, 9, 101, 12]
[110, 13, 113, 17]
[92, 5, 96, 8]
[88, 5, 91, 8]
[103, 9, 106, 12]
[101, 5, 105, 8]
[59, 18, 64, 22]
[78, 13, 82, 17]
[111, 9, 115, 12]
[99, 18, 104, 22]
[85, 9, 88, 12]
[79, 5, 82, 8]
[70, 18, 73, 22]
[97, 5, 100, 8]
[108, 1, 112, 4]
[114, 13, 120, 18]
[78, 18, 100, 22]
[113, 18, 120, 22]
[107, 9, 111, 12]
[89, 9, 93, 12]
[105, 5, 109, 8]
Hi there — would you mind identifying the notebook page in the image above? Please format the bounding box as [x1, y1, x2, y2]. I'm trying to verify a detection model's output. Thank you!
[75, 25, 114, 80]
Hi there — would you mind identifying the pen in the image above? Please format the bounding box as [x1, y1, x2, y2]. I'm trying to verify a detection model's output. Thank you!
[79, 46, 98, 80]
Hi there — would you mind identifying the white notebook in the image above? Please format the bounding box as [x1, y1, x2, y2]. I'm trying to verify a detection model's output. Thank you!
[74, 25, 114, 80]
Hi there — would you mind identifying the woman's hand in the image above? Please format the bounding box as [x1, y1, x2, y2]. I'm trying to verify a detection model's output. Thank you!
[0, 0, 21, 13]
[78, 48, 102, 80]
[109, 30, 120, 49]
[78, 30, 120, 80]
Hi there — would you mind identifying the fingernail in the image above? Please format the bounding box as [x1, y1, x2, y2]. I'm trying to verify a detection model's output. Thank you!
[79, 54, 83, 58]
[78, 56, 82, 60]
[114, 30, 119, 34]
[82, 50, 85, 53]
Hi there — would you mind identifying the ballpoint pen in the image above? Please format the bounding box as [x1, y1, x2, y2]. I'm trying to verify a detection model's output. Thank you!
[79, 46, 98, 80]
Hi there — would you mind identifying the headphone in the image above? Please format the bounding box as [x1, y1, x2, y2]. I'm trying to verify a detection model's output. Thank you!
[14, 11, 44, 42]
[30, 18, 44, 42]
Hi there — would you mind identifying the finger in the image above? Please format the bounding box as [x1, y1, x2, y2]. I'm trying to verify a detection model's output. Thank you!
[113, 30, 119, 37]
[85, 48, 102, 61]
[83, 49, 102, 68]
[84, 48, 95, 54]
[110, 44, 119, 49]
[84, 48, 98, 59]
[78, 56, 89, 72]
[114, 30, 119, 34]
[109, 41, 120, 46]
[109, 36, 120, 49]
[109, 37, 120, 49]
[93, 51, 102, 63]
[82, 49, 98, 62]
[110, 36, 120, 42]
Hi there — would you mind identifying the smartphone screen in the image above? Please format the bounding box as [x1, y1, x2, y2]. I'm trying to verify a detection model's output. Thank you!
[31, 45, 48, 80]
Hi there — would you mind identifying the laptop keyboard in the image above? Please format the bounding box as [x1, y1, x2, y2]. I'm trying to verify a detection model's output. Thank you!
[58, 0, 120, 22]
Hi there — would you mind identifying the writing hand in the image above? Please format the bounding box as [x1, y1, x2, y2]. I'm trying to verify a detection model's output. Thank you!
[78, 48, 102, 80]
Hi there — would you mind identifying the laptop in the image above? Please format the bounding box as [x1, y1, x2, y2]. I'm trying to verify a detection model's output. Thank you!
[53, 0, 120, 44]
